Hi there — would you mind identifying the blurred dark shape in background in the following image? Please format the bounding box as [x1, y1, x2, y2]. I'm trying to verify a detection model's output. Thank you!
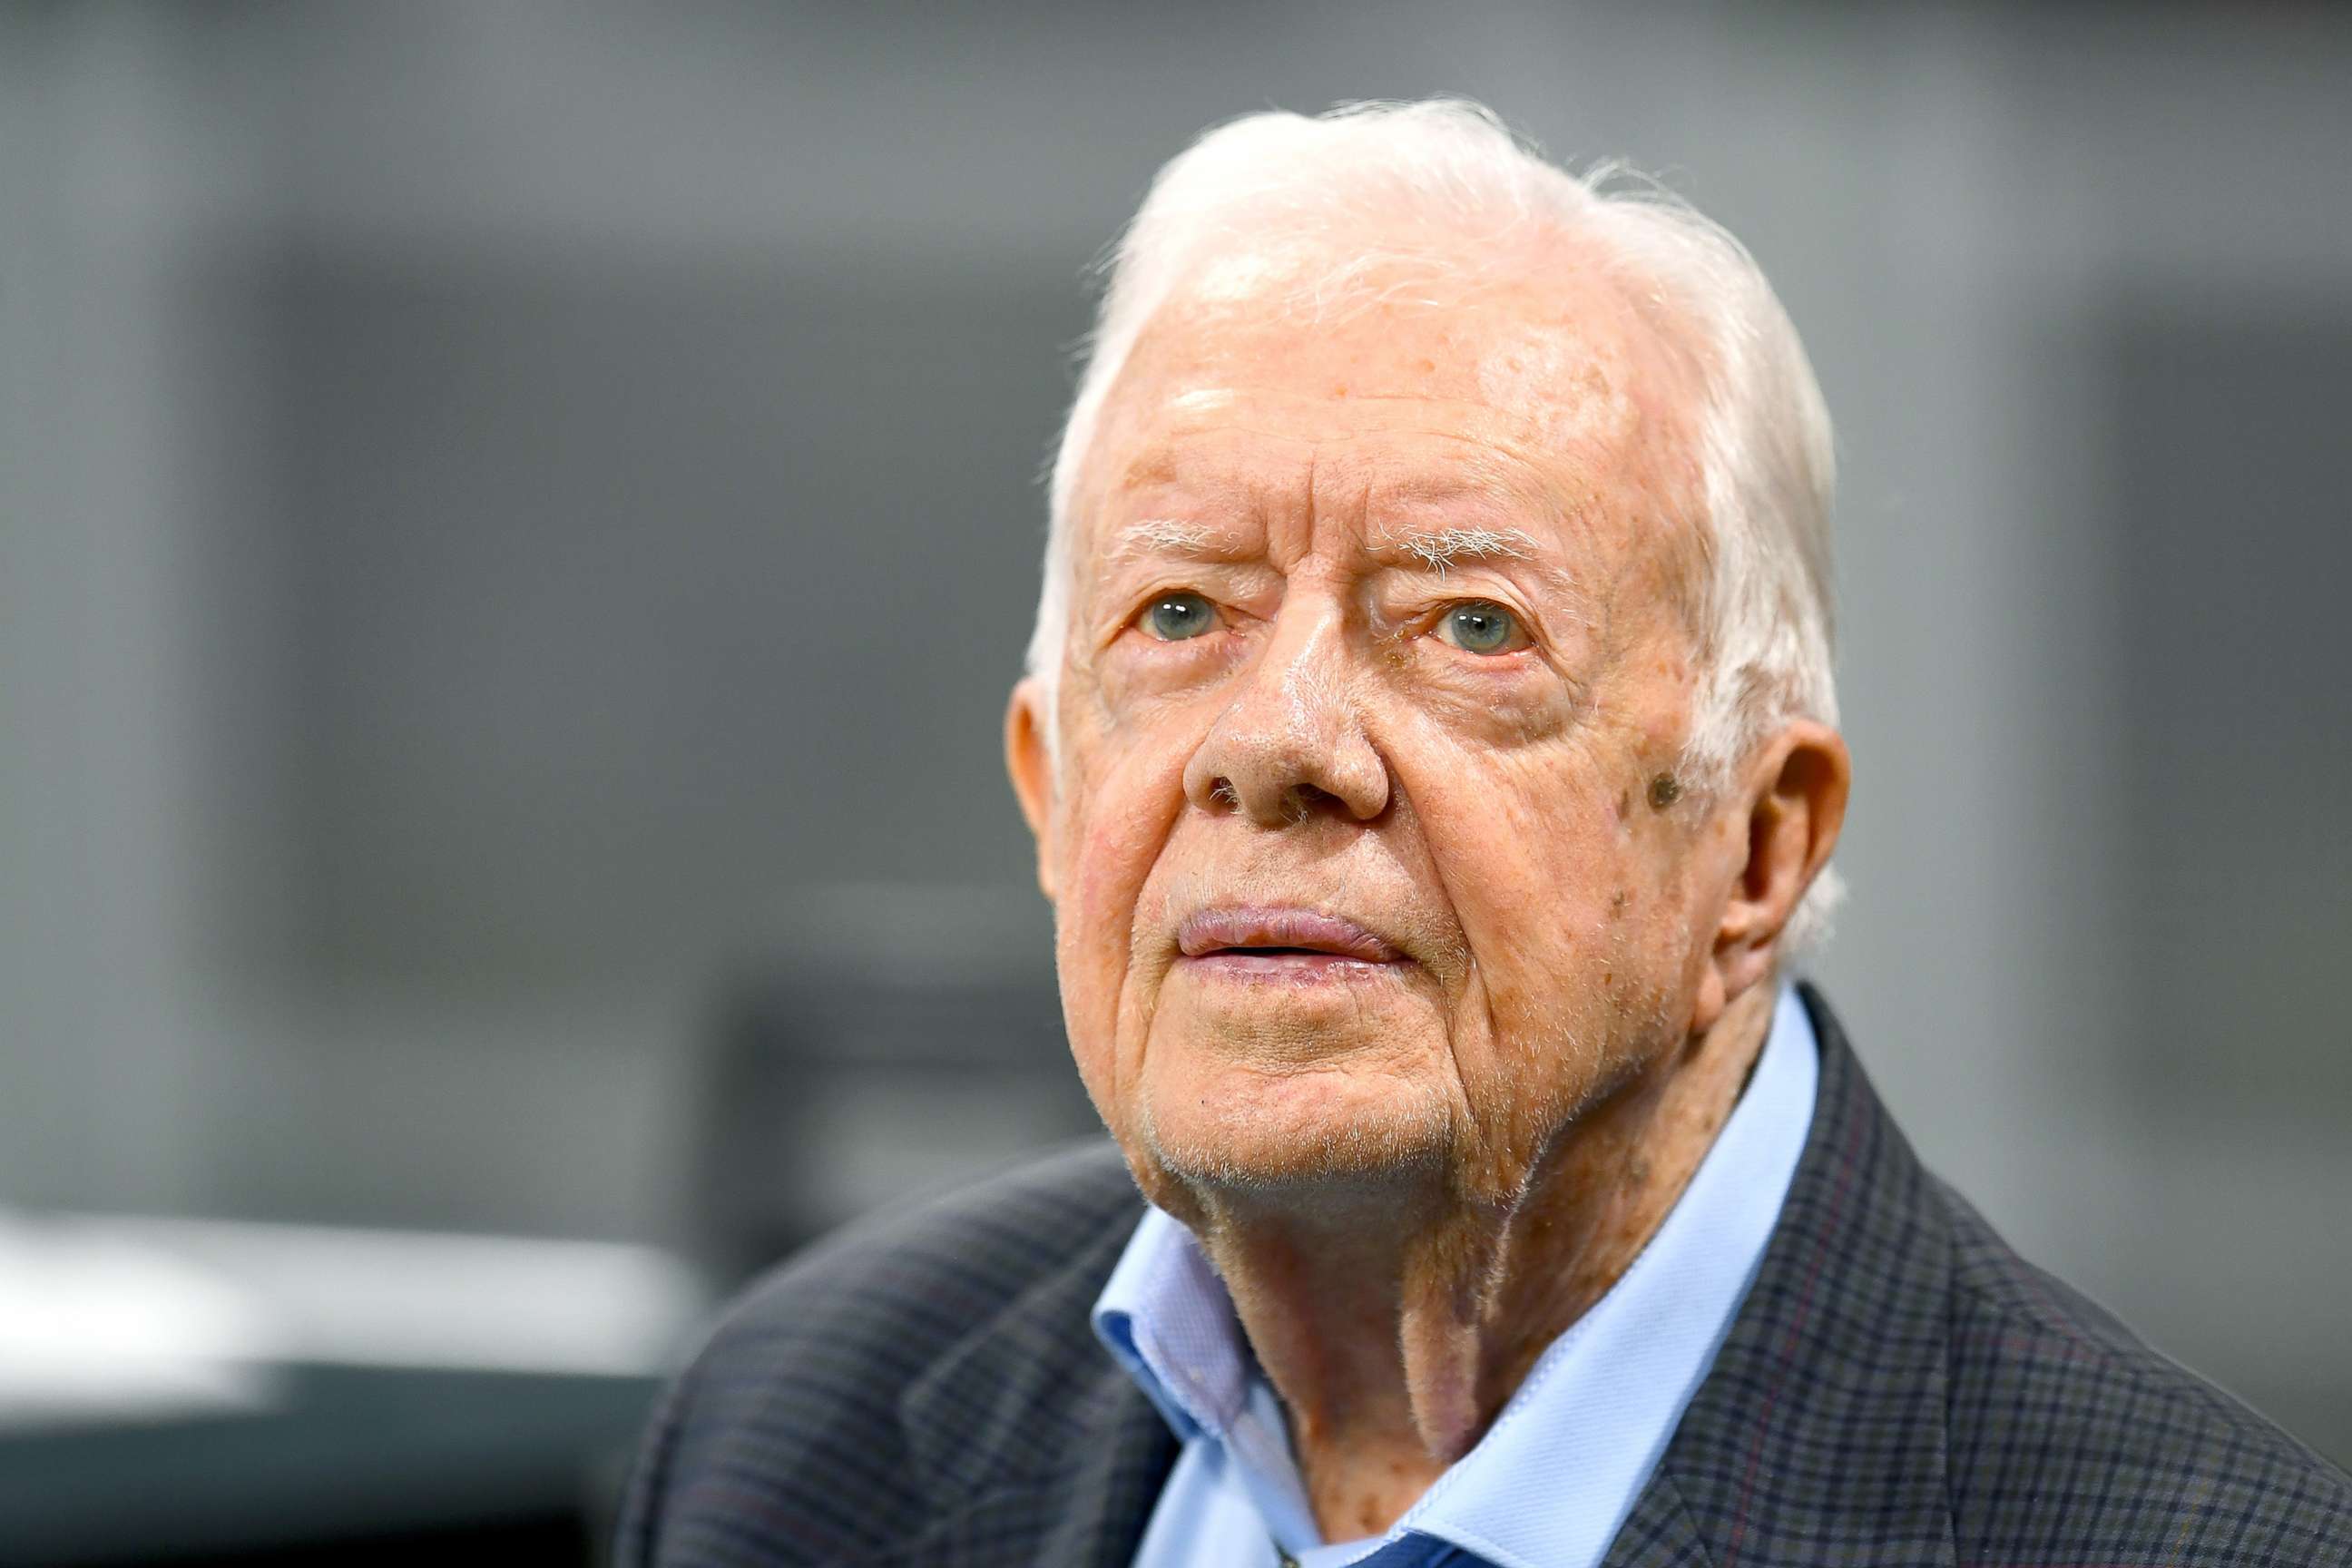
[2, 2, 2347, 1562]
[695, 891, 1091, 1282]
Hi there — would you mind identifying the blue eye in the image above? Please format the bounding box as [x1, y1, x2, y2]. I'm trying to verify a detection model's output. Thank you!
[1438, 601, 1524, 655]
[1142, 592, 1219, 642]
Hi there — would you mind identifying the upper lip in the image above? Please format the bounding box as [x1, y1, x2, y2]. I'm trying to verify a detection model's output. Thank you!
[1175, 906, 1405, 963]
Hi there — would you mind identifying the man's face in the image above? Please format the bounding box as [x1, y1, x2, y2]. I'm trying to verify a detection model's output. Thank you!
[1012, 251, 1754, 1208]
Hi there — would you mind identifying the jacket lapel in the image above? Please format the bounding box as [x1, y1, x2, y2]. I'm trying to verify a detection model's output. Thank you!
[913, 1373, 1175, 1568]
[1609, 982, 1959, 1568]
[1596, 1463, 1716, 1568]
[898, 1182, 1177, 1567]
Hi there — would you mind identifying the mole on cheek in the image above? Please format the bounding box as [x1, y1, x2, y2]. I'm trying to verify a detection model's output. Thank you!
[1647, 773, 1681, 810]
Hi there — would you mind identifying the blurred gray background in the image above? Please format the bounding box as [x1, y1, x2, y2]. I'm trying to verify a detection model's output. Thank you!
[4, 1, 2348, 1559]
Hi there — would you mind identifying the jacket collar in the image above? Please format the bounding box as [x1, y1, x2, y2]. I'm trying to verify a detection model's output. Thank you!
[898, 1171, 1176, 1565]
[900, 982, 1956, 1568]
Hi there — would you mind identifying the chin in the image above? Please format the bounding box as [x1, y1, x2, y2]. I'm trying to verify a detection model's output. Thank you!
[1133, 1058, 1456, 1193]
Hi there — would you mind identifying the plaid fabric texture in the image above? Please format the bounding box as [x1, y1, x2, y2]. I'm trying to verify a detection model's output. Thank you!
[617, 985, 2352, 1566]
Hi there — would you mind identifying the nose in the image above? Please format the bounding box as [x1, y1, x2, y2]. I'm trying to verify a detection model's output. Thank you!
[1182, 600, 1390, 827]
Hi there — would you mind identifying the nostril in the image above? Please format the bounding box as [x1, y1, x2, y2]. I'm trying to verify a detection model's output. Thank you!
[1207, 777, 1241, 810]
[1283, 783, 1338, 821]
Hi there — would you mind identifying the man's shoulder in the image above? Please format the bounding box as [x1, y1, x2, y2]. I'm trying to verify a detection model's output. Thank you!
[1932, 1176, 2352, 1563]
[1720, 985, 2351, 1565]
[615, 1138, 1144, 1567]
[717, 1135, 1142, 1352]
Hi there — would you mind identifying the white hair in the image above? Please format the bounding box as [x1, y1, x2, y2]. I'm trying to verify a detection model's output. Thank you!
[1024, 99, 1844, 954]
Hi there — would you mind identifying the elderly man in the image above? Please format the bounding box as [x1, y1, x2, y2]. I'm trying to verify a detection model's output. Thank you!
[618, 103, 2351, 1567]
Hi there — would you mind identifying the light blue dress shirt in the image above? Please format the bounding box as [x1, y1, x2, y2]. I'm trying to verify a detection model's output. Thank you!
[1091, 982, 1820, 1568]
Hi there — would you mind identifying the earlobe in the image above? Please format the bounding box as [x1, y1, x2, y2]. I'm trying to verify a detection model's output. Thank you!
[1004, 679, 1058, 902]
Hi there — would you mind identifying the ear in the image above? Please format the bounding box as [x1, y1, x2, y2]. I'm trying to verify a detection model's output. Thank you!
[1691, 719, 1850, 1034]
[1004, 677, 1059, 902]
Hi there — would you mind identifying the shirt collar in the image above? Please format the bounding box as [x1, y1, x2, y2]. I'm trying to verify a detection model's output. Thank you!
[1091, 980, 1822, 1568]
[1092, 1196, 1244, 1442]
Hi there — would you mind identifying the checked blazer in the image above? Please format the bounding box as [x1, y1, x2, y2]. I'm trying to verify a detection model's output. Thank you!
[616, 985, 2352, 1566]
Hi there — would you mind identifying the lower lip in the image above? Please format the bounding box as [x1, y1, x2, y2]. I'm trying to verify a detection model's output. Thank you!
[1177, 952, 1404, 983]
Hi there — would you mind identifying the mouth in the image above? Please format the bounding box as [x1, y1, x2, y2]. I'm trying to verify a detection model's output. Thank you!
[1173, 906, 1407, 981]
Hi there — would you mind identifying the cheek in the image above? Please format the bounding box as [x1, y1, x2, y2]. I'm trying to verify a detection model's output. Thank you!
[1402, 734, 1651, 1038]
[1050, 711, 1196, 1075]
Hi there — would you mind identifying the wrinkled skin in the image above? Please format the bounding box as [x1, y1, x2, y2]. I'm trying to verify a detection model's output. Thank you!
[1005, 241, 1848, 1539]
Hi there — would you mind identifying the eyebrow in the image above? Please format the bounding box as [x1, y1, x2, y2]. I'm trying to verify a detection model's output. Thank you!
[1109, 518, 1575, 590]
[1107, 517, 1245, 561]
[1368, 524, 1592, 626]
[1371, 526, 1541, 577]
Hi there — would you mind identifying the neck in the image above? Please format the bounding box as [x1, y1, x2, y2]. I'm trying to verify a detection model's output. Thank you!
[1181, 984, 1778, 1543]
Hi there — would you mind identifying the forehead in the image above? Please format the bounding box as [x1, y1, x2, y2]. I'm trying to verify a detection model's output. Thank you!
[1075, 252, 1707, 556]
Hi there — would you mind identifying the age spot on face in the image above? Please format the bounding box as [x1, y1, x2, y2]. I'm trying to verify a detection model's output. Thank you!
[1647, 773, 1681, 810]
